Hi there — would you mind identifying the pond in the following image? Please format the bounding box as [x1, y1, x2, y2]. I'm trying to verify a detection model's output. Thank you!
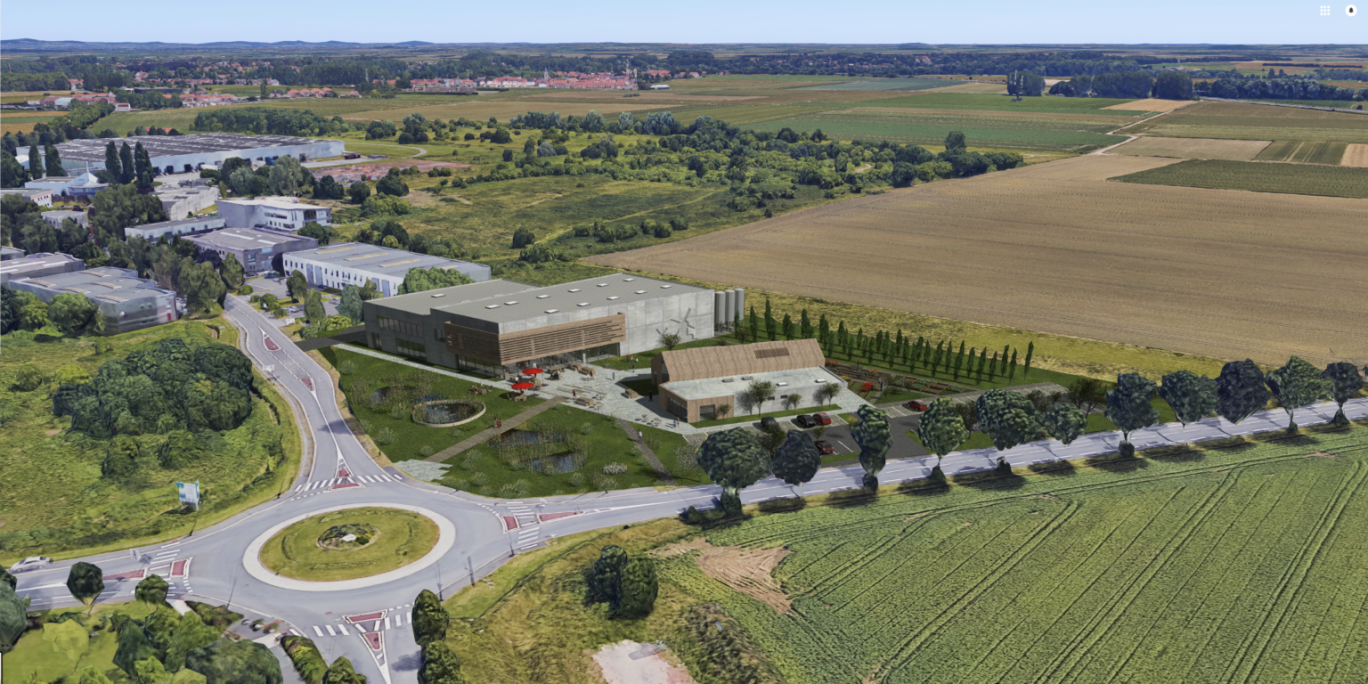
[417, 401, 480, 425]
[500, 429, 568, 446]
[528, 452, 586, 474]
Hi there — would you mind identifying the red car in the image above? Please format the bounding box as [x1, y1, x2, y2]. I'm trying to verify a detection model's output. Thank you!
[906, 400, 932, 412]
[812, 412, 833, 426]
[813, 440, 835, 455]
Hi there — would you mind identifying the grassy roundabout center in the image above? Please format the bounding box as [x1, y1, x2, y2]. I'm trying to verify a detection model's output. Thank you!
[259, 507, 440, 581]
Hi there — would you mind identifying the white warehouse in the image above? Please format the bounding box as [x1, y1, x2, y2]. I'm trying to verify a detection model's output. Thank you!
[18, 133, 345, 176]
[283, 243, 492, 297]
[218, 197, 332, 231]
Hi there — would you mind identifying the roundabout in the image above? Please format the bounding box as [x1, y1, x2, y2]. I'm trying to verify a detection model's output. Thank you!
[243, 503, 456, 591]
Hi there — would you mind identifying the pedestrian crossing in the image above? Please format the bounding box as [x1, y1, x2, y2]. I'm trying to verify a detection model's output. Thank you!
[302, 603, 413, 638]
[504, 503, 542, 549]
[290, 473, 398, 494]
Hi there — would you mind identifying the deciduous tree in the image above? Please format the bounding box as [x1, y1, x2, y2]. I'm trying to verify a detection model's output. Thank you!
[1265, 356, 1332, 433]
[0, 583, 24, 654]
[337, 285, 364, 323]
[184, 638, 283, 684]
[398, 266, 473, 294]
[917, 398, 967, 484]
[67, 561, 105, 612]
[976, 389, 1040, 457]
[48, 292, 99, 336]
[586, 545, 628, 606]
[771, 431, 821, 490]
[614, 557, 658, 619]
[303, 289, 325, 323]
[1040, 403, 1086, 445]
[851, 405, 891, 490]
[411, 589, 448, 648]
[114, 623, 157, 678]
[1158, 370, 1218, 428]
[419, 641, 465, 684]
[1105, 373, 1160, 457]
[135, 574, 170, 606]
[219, 254, 244, 291]
[1216, 359, 1270, 426]
[697, 428, 770, 513]
[322, 657, 365, 684]
[1321, 362, 1364, 426]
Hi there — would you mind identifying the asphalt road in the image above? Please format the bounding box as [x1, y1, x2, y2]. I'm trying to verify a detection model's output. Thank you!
[13, 296, 1368, 683]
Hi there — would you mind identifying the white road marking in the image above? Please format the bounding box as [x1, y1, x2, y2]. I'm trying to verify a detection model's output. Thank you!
[338, 625, 349, 636]
[314, 626, 324, 637]
[384, 616, 391, 630]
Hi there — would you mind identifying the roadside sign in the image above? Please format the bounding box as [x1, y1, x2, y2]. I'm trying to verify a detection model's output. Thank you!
[176, 481, 201, 509]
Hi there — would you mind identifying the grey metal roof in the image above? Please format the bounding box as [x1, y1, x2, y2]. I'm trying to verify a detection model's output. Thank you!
[13, 267, 173, 302]
[369, 279, 537, 315]
[664, 366, 839, 401]
[287, 243, 482, 280]
[42, 210, 87, 219]
[29, 133, 338, 163]
[0, 252, 83, 277]
[129, 217, 225, 231]
[371, 272, 711, 324]
[184, 227, 308, 249]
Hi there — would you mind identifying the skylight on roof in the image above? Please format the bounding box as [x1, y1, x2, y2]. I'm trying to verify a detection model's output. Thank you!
[568, 288, 581, 293]
[607, 296, 619, 300]
[623, 277, 635, 282]
[577, 302, 589, 307]
[545, 309, 558, 313]
[505, 301, 518, 305]
[431, 293, 446, 298]
[537, 294, 550, 299]
[485, 304, 500, 309]
[634, 290, 646, 294]
[597, 283, 608, 287]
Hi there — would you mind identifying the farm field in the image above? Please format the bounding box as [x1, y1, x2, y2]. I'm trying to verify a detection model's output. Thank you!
[1102, 98, 1192, 112]
[1131, 100, 1368, 144]
[871, 92, 1148, 114]
[1254, 139, 1349, 164]
[590, 154, 1368, 367]
[1114, 158, 1368, 198]
[685, 426, 1368, 684]
[1113, 136, 1271, 160]
[1342, 143, 1368, 167]
[800, 78, 960, 91]
[747, 108, 1122, 151]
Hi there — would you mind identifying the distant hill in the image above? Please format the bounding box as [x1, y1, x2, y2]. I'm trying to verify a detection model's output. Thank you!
[0, 38, 443, 52]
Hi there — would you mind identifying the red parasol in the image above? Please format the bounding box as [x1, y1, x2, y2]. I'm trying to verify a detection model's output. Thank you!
[522, 368, 544, 375]
[511, 382, 535, 390]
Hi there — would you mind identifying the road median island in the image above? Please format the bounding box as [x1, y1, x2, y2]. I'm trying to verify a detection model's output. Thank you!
[244, 503, 455, 591]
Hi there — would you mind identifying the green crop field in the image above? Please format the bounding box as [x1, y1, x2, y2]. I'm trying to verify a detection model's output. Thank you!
[801, 78, 959, 92]
[747, 109, 1122, 151]
[664, 426, 1368, 684]
[1254, 140, 1349, 164]
[1112, 158, 1368, 198]
[1134, 100, 1368, 144]
[870, 92, 1146, 114]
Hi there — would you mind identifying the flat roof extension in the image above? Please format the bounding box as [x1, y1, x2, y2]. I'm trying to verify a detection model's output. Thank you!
[664, 366, 839, 401]
[35, 133, 339, 164]
[289, 242, 482, 280]
[185, 227, 307, 249]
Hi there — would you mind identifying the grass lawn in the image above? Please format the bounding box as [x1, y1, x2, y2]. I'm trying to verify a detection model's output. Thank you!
[323, 346, 544, 462]
[0, 318, 302, 566]
[442, 421, 1368, 684]
[596, 337, 726, 371]
[874, 385, 933, 405]
[692, 404, 841, 429]
[436, 402, 703, 497]
[259, 507, 438, 580]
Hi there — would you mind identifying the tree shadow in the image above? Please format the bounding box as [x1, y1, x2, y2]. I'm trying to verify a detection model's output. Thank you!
[757, 496, 807, 515]
[826, 489, 878, 508]
[1085, 452, 1149, 474]
[1143, 444, 1205, 463]
[1027, 460, 1078, 476]
[896, 478, 950, 498]
[952, 463, 1027, 491]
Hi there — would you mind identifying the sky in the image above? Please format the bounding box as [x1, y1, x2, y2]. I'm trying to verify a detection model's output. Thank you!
[1, 0, 1364, 45]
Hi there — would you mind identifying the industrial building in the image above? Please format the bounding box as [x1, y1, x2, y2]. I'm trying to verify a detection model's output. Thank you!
[25, 172, 106, 200]
[7, 267, 178, 334]
[652, 339, 838, 422]
[0, 252, 85, 285]
[0, 188, 53, 207]
[124, 217, 226, 243]
[184, 227, 318, 275]
[283, 243, 491, 297]
[155, 182, 220, 219]
[218, 197, 332, 231]
[1, 246, 24, 261]
[41, 210, 90, 229]
[18, 133, 345, 176]
[362, 273, 724, 375]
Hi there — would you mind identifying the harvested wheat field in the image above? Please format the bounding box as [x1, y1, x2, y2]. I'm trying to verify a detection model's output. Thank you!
[592, 155, 1368, 367]
[1103, 98, 1191, 112]
[1342, 144, 1368, 167]
[1114, 136, 1271, 160]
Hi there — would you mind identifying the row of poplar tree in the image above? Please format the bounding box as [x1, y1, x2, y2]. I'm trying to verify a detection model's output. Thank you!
[732, 298, 1038, 384]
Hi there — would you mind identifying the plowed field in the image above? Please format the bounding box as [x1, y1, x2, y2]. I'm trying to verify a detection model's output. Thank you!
[1341, 144, 1368, 167]
[1115, 136, 1271, 160]
[590, 155, 1368, 366]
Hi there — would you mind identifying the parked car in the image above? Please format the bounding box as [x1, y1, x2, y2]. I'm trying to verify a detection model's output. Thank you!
[812, 412, 833, 426]
[814, 440, 835, 455]
[793, 414, 816, 428]
[760, 417, 780, 432]
[906, 400, 932, 412]
[9, 556, 51, 573]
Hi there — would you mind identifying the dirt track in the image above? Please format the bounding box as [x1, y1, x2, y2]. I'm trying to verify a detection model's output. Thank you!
[590, 155, 1368, 367]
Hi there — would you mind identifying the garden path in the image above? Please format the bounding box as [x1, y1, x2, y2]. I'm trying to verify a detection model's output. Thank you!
[617, 418, 677, 485]
[425, 396, 566, 463]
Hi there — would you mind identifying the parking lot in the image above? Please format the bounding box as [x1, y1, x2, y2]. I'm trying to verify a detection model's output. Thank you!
[727, 407, 929, 461]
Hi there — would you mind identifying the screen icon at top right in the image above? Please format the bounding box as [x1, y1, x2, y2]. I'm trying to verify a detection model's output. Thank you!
[1347, 4, 1358, 16]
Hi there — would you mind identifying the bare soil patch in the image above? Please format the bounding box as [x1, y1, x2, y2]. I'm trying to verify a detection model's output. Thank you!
[1341, 144, 1368, 167]
[656, 538, 793, 613]
[592, 640, 697, 684]
[1103, 98, 1192, 112]
[1114, 136, 1272, 161]
[591, 155, 1368, 367]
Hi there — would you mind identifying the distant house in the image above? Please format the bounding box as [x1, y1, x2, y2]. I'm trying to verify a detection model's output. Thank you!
[41, 210, 89, 229]
[0, 188, 53, 207]
[284, 242, 491, 296]
[124, 216, 226, 243]
[217, 196, 331, 231]
[24, 172, 106, 197]
[650, 84, 671, 90]
[184, 227, 318, 275]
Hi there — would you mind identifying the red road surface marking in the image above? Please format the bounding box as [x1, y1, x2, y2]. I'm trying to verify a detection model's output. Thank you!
[302, 377, 314, 391]
[347, 612, 384, 624]
[363, 631, 382, 651]
[170, 559, 189, 578]
[502, 515, 519, 530]
[338, 468, 351, 478]
[538, 512, 580, 522]
[265, 337, 279, 351]
[103, 569, 147, 581]
[333, 482, 361, 490]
